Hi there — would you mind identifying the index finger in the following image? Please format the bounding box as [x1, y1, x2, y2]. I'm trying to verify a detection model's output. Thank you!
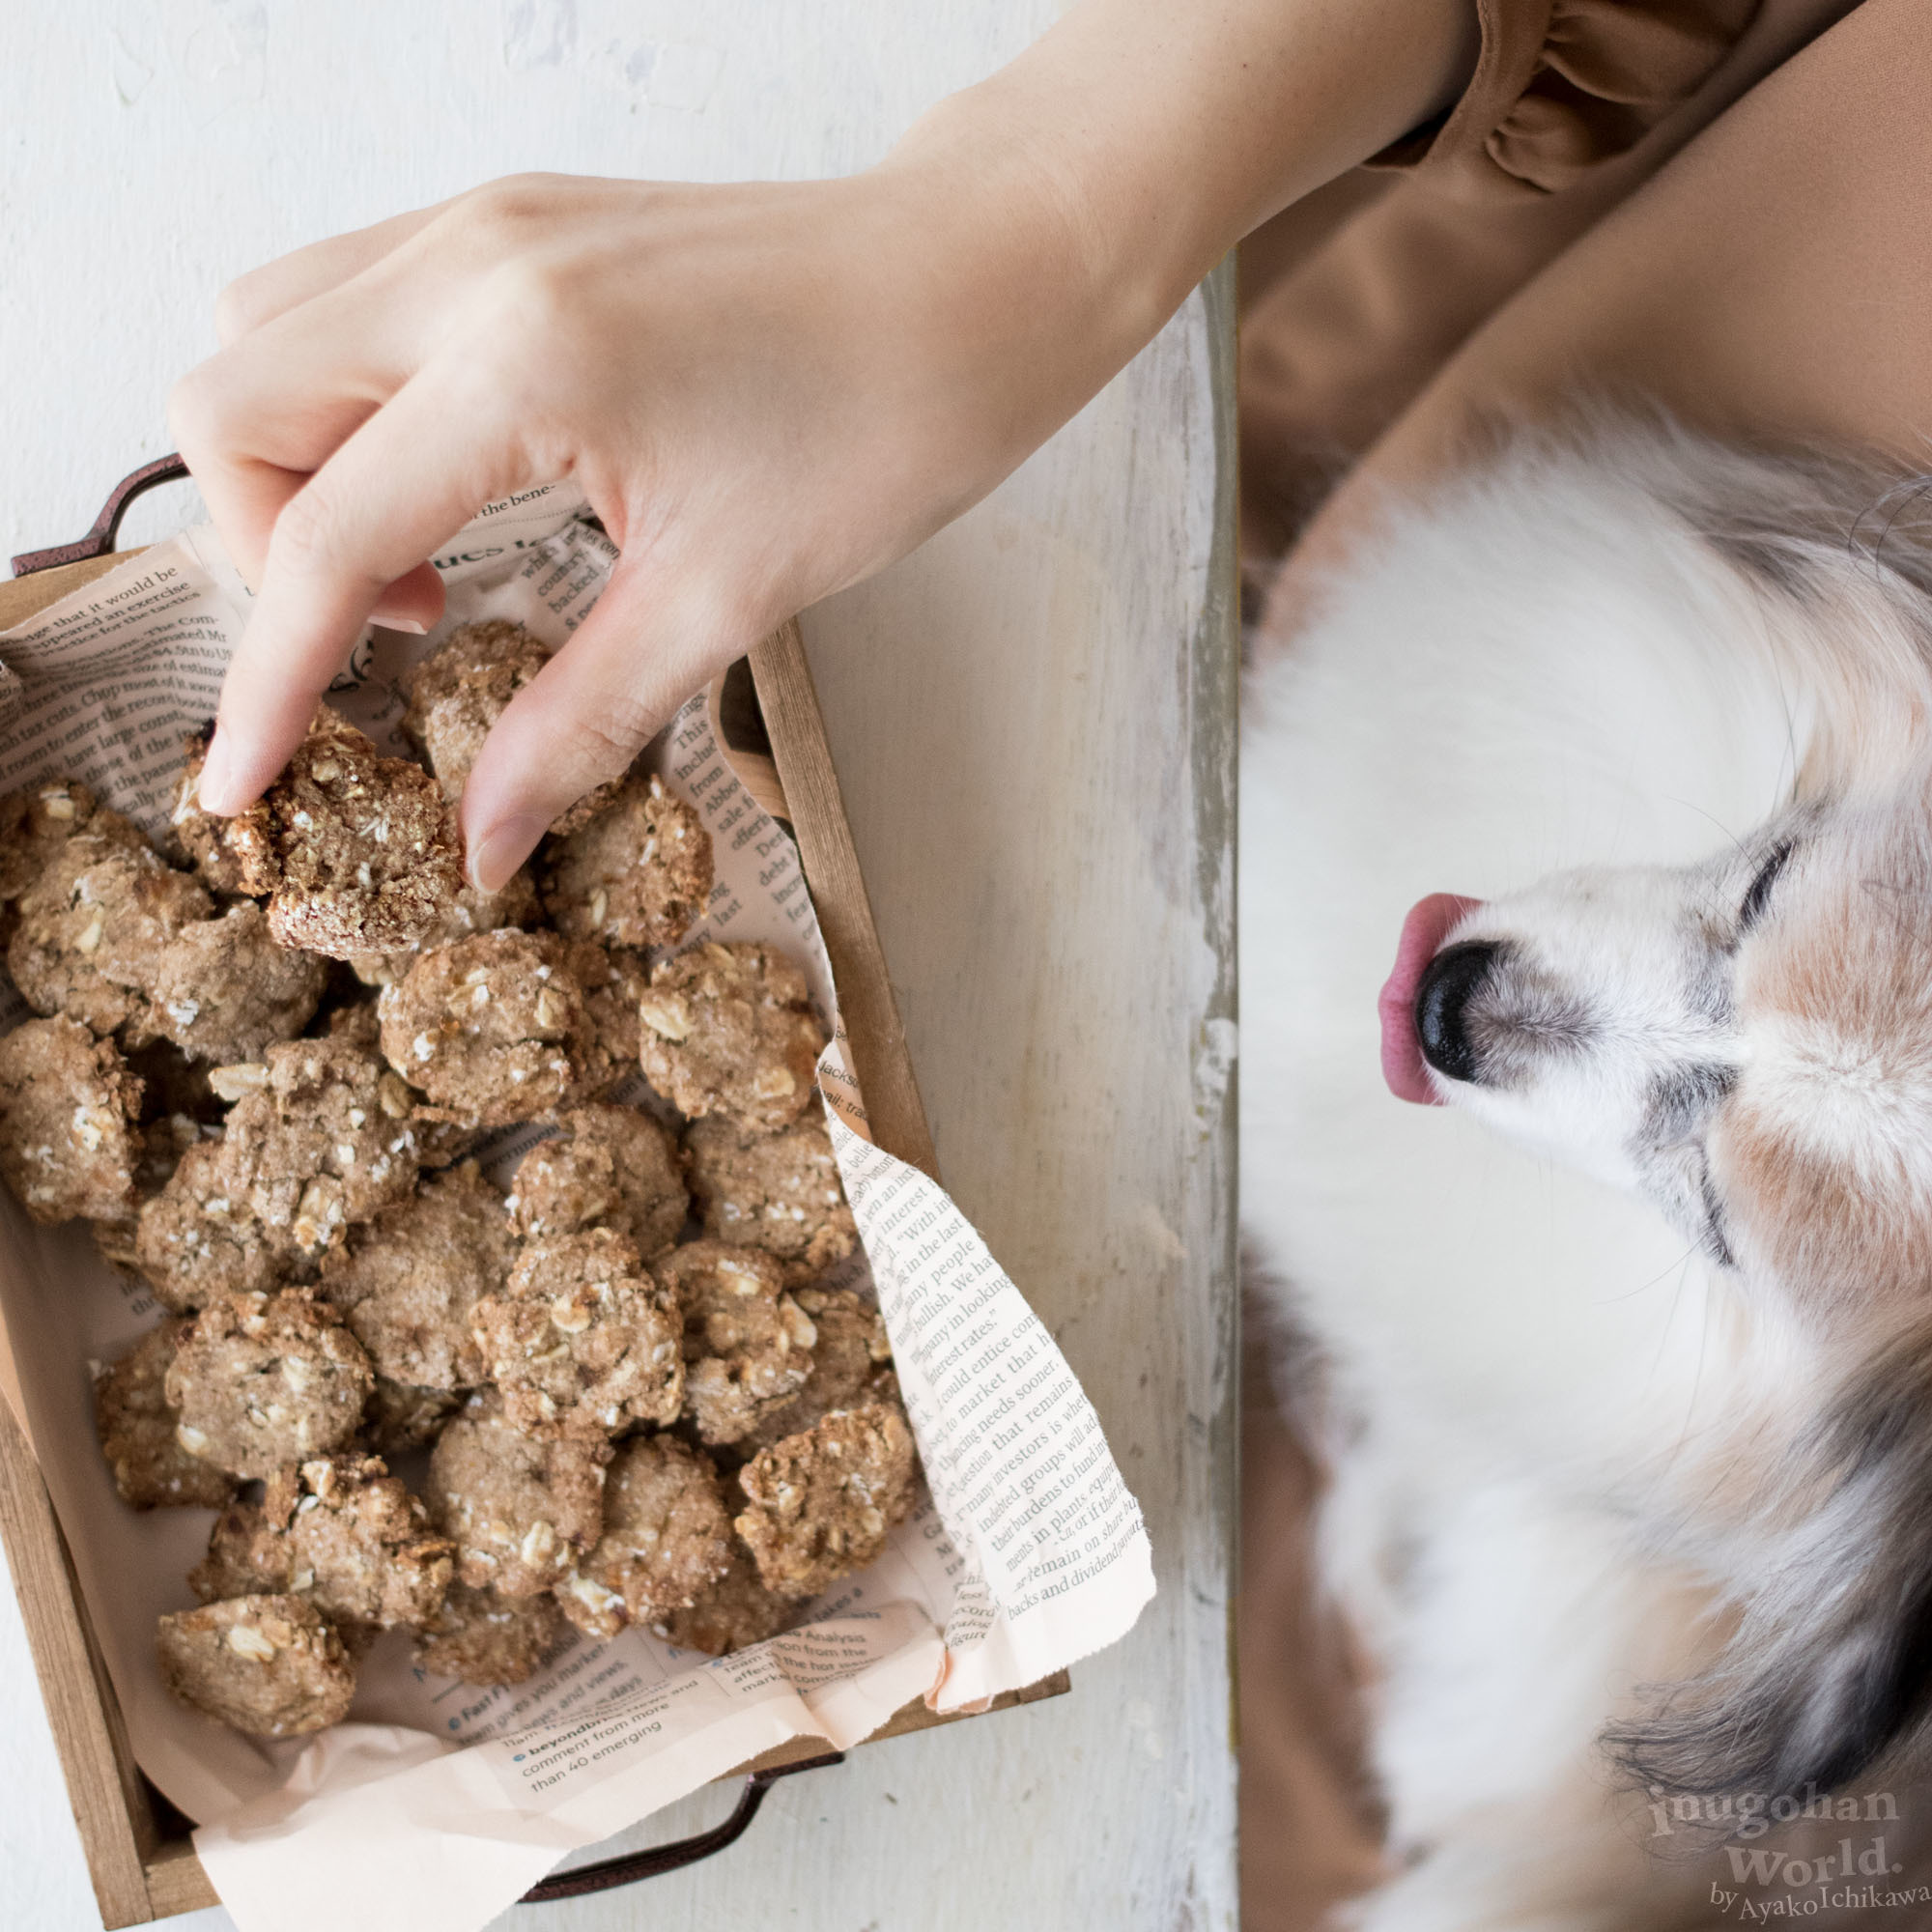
[198, 363, 531, 815]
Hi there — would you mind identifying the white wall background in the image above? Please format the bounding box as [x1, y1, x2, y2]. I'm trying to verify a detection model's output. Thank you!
[1, 7, 1238, 1930]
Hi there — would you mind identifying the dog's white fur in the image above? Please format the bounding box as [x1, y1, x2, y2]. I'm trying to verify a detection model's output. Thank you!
[1241, 422, 1932, 1929]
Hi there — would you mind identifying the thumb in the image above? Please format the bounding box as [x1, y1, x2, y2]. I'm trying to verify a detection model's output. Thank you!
[458, 561, 748, 892]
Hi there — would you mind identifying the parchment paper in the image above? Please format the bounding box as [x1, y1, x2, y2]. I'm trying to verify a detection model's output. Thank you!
[0, 494, 1154, 1932]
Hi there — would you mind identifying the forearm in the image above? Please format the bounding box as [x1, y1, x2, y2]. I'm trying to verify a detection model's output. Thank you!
[878, 0, 1476, 432]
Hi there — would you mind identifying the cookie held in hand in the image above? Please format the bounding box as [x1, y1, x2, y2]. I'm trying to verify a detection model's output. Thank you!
[176, 706, 465, 959]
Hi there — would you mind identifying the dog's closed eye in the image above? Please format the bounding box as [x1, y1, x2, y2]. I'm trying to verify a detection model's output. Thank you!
[1738, 840, 1797, 936]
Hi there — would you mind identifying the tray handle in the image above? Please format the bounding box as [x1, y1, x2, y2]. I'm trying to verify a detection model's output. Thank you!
[518, 1751, 845, 1901]
[11, 454, 190, 577]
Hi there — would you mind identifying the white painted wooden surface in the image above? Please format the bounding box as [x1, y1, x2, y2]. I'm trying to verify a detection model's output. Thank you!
[0, 6, 1238, 1929]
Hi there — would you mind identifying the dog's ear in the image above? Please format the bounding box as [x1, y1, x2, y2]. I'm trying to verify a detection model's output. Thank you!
[1605, 1323, 1932, 1799]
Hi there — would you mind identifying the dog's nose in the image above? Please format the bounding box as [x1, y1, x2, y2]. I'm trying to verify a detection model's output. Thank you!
[1414, 941, 1499, 1085]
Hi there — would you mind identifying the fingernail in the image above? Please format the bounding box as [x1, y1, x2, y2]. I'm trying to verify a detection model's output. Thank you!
[196, 729, 236, 816]
[388, 618, 427, 636]
[467, 814, 545, 895]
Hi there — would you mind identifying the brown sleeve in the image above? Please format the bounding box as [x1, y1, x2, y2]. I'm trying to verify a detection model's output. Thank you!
[1370, 0, 1763, 197]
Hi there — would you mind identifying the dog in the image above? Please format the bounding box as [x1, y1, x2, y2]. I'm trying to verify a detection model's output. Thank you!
[1241, 417, 1932, 1928]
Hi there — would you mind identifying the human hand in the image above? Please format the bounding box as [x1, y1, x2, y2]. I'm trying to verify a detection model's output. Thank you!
[171, 0, 1475, 892]
[173, 167, 1111, 890]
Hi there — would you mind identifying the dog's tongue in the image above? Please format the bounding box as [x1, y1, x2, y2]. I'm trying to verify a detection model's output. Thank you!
[1380, 895, 1482, 1104]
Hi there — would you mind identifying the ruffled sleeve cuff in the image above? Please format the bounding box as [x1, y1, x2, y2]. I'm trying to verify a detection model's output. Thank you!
[1368, 0, 1762, 197]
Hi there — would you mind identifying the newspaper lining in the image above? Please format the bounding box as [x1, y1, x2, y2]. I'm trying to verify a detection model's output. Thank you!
[0, 492, 1154, 1932]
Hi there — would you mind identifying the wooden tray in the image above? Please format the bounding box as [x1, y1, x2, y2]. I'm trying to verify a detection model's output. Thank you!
[0, 526, 1067, 1927]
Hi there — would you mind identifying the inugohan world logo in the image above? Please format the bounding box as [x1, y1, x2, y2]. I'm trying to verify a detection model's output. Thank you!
[1648, 1784, 1928, 1919]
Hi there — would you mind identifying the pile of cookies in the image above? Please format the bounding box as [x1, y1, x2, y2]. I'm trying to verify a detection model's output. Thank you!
[0, 621, 919, 1741]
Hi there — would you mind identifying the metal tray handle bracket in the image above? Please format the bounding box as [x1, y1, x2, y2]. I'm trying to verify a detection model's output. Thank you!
[11, 454, 190, 577]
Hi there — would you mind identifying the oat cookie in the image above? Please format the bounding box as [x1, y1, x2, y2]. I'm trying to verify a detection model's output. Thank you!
[210, 1033, 421, 1262]
[540, 773, 713, 951]
[0, 781, 141, 943]
[93, 1320, 236, 1511]
[178, 707, 465, 958]
[359, 1377, 461, 1455]
[470, 1228, 684, 1437]
[554, 1435, 732, 1638]
[654, 1544, 799, 1657]
[734, 1401, 918, 1600]
[156, 1595, 355, 1738]
[133, 1139, 287, 1312]
[347, 867, 539, 987]
[683, 1115, 856, 1283]
[637, 942, 826, 1129]
[0, 1016, 143, 1224]
[413, 1580, 565, 1686]
[507, 1105, 688, 1255]
[567, 941, 651, 1095]
[261, 1456, 454, 1628]
[425, 1389, 610, 1597]
[661, 1241, 814, 1445]
[128, 903, 327, 1064]
[742, 1287, 894, 1452]
[320, 1160, 515, 1390]
[165, 1289, 374, 1479]
[9, 828, 212, 1038]
[378, 929, 597, 1126]
[401, 619, 551, 806]
[188, 1493, 295, 1601]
